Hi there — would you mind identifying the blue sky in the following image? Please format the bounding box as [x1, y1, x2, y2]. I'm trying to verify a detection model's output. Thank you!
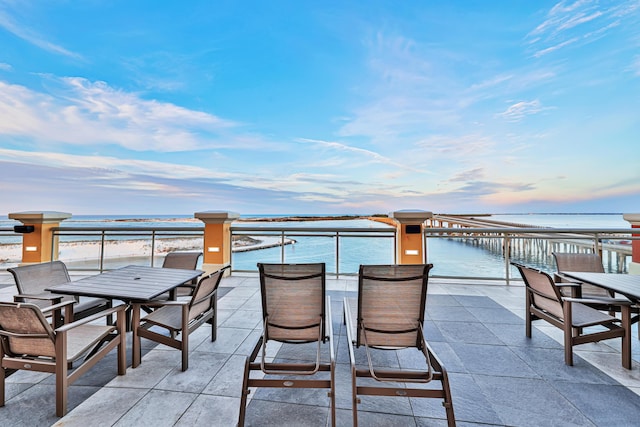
[0, 0, 639, 216]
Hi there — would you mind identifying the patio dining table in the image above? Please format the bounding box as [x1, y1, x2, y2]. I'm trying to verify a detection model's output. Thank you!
[561, 272, 640, 304]
[46, 265, 204, 303]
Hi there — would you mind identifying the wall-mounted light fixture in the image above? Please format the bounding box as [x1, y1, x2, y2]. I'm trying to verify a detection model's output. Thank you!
[14, 225, 35, 233]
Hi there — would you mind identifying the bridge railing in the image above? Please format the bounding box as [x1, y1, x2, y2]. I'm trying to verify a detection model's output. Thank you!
[424, 227, 634, 283]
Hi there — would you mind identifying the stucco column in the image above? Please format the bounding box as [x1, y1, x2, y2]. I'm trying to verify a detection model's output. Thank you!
[8, 211, 72, 264]
[390, 210, 433, 264]
[623, 214, 640, 275]
[194, 211, 239, 275]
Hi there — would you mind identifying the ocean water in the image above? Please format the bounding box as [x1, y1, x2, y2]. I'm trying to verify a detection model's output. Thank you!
[0, 213, 633, 277]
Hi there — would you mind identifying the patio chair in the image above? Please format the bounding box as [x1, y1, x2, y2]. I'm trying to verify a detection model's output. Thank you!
[552, 252, 612, 298]
[238, 263, 335, 427]
[0, 301, 126, 417]
[553, 252, 640, 337]
[8, 261, 111, 327]
[343, 264, 455, 427]
[131, 264, 229, 371]
[162, 251, 203, 297]
[512, 262, 631, 368]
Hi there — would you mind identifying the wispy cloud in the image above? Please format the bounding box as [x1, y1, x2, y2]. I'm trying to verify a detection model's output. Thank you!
[527, 0, 637, 57]
[497, 100, 551, 122]
[297, 138, 414, 170]
[0, 77, 249, 151]
[0, 10, 82, 59]
[0, 62, 12, 71]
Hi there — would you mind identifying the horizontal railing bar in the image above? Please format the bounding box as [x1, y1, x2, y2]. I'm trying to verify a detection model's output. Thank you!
[425, 227, 634, 234]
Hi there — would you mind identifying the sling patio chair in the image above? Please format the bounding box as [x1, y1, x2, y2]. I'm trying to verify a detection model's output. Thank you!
[8, 261, 111, 327]
[512, 262, 632, 369]
[0, 301, 126, 417]
[161, 251, 203, 297]
[343, 264, 455, 427]
[131, 265, 229, 371]
[552, 252, 613, 298]
[238, 263, 335, 427]
[553, 252, 640, 338]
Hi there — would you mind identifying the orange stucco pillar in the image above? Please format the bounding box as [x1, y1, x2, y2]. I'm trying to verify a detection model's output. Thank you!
[623, 213, 640, 275]
[390, 210, 433, 264]
[8, 211, 72, 264]
[194, 211, 239, 275]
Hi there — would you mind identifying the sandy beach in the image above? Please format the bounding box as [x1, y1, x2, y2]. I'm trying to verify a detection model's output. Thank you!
[0, 235, 294, 267]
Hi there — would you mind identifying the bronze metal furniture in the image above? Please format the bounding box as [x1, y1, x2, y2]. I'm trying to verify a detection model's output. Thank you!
[512, 263, 632, 369]
[131, 265, 229, 371]
[0, 301, 126, 417]
[46, 265, 203, 303]
[8, 261, 111, 327]
[343, 264, 455, 427]
[238, 263, 335, 426]
[161, 251, 203, 297]
[554, 252, 640, 338]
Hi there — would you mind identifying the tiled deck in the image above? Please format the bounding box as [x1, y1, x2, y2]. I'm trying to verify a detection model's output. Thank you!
[2, 273, 640, 426]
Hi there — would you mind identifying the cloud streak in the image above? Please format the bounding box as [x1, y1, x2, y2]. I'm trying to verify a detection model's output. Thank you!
[0, 77, 245, 152]
[0, 10, 82, 59]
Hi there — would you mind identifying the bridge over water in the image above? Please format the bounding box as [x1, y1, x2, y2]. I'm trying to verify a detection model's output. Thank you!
[428, 215, 632, 273]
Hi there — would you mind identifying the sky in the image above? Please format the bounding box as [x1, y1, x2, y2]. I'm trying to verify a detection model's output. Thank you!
[0, 0, 639, 216]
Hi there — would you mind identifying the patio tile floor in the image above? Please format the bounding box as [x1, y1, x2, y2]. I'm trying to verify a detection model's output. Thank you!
[1, 273, 640, 426]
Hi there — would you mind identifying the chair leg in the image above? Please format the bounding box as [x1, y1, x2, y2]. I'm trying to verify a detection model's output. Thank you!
[440, 365, 456, 427]
[181, 304, 189, 371]
[212, 297, 217, 342]
[563, 303, 574, 366]
[55, 335, 69, 417]
[181, 335, 189, 372]
[0, 364, 5, 407]
[238, 357, 251, 427]
[117, 309, 127, 375]
[351, 364, 358, 427]
[621, 305, 632, 369]
[330, 359, 336, 427]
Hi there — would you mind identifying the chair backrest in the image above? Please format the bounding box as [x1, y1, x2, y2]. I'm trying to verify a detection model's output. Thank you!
[552, 252, 608, 296]
[258, 263, 326, 343]
[357, 264, 432, 349]
[553, 252, 605, 273]
[8, 261, 71, 295]
[188, 265, 228, 322]
[162, 252, 202, 270]
[0, 302, 56, 358]
[512, 263, 564, 320]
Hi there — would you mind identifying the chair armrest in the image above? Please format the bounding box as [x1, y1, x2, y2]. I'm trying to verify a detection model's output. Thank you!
[55, 304, 128, 332]
[14, 292, 63, 302]
[39, 299, 76, 314]
[554, 272, 581, 284]
[555, 282, 581, 289]
[133, 300, 189, 308]
[564, 297, 632, 306]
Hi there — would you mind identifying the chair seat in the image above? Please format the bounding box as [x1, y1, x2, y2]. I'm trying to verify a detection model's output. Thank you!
[571, 302, 619, 328]
[67, 324, 117, 362]
[142, 305, 184, 332]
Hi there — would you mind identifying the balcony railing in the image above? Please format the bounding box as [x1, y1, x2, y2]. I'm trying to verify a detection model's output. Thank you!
[0, 221, 635, 282]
